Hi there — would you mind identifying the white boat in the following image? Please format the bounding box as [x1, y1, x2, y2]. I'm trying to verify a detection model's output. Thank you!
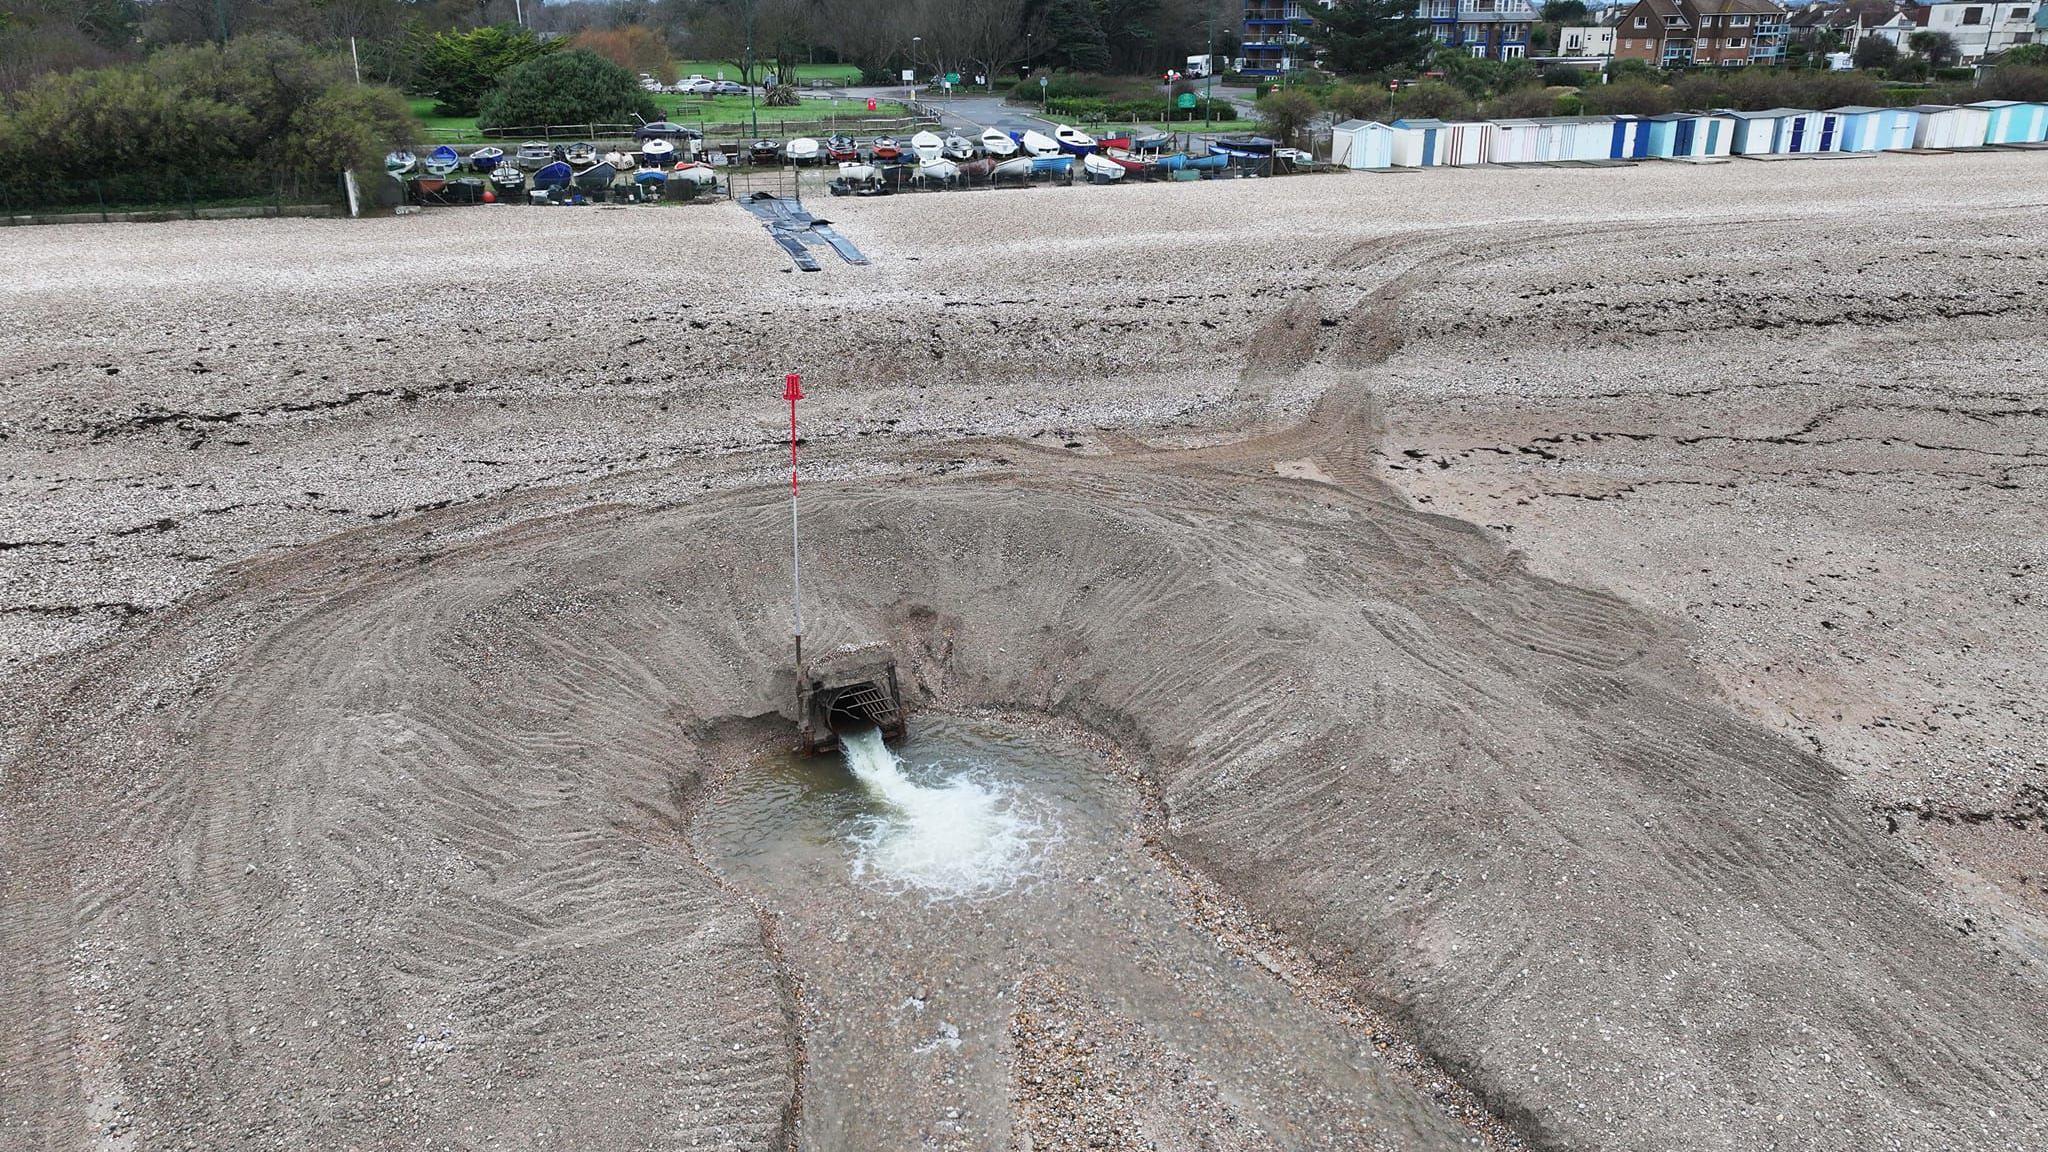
[602, 150, 634, 170]
[942, 135, 975, 161]
[384, 150, 416, 176]
[992, 155, 1033, 179]
[916, 156, 960, 183]
[1053, 124, 1097, 155]
[784, 137, 821, 164]
[980, 128, 1019, 157]
[1019, 129, 1060, 158]
[1082, 152, 1125, 182]
[640, 138, 675, 166]
[424, 145, 460, 176]
[467, 146, 504, 171]
[565, 141, 597, 165]
[668, 162, 716, 187]
[514, 141, 553, 170]
[836, 161, 880, 182]
[910, 130, 944, 163]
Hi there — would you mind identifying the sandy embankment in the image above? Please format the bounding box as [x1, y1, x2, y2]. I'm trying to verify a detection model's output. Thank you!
[2, 152, 2045, 1150]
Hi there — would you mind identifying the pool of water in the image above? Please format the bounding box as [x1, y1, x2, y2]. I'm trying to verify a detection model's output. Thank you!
[693, 714, 1454, 1150]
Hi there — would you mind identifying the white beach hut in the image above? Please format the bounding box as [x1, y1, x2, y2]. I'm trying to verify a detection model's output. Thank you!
[1389, 118, 1447, 167]
[1488, 119, 1542, 163]
[1911, 104, 1990, 149]
[1331, 120, 1395, 169]
[1724, 108, 1799, 155]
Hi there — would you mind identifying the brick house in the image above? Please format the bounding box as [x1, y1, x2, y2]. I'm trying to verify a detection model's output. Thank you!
[1612, 0, 1790, 65]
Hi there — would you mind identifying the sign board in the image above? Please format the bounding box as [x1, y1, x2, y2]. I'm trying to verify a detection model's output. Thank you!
[901, 69, 915, 82]
[945, 72, 959, 85]
[1176, 93, 1196, 110]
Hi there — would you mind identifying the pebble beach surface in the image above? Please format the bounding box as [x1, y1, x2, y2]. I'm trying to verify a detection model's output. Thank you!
[3, 151, 2045, 1149]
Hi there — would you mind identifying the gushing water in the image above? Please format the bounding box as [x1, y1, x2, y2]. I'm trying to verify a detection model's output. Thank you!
[839, 727, 1043, 899]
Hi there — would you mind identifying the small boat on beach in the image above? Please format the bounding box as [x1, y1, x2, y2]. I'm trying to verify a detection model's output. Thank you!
[910, 130, 944, 163]
[1030, 154, 1074, 175]
[749, 139, 781, 165]
[979, 128, 1019, 157]
[634, 164, 668, 186]
[958, 157, 997, 181]
[640, 137, 675, 166]
[992, 155, 1033, 180]
[1155, 151, 1227, 172]
[468, 146, 504, 172]
[1053, 124, 1097, 155]
[1102, 149, 1151, 174]
[668, 162, 716, 188]
[869, 136, 903, 161]
[916, 155, 959, 183]
[1082, 152, 1125, 182]
[784, 137, 821, 164]
[385, 150, 416, 176]
[489, 165, 526, 191]
[565, 141, 598, 165]
[424, 145, 460, 176]
[837, 162, 880, 183]
[824, 135, 860, 162]
[1019, 129, 1061, 158]
[514, 142, 553, 170]
[942, 135, 975, 161]
[532, 160, 573, 190]
[573, 160, 616, 191]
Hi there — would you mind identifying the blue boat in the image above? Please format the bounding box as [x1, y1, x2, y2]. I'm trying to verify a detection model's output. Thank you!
[1208, 135, 1276, 160]
[1030, 154, 1074, 174]
[424, 144, 460, 176]
[1156, 152, 1226, 172]
[468, 146, 504, 172]
[633, 166, 667, 185]
[532, 160, 573, 190]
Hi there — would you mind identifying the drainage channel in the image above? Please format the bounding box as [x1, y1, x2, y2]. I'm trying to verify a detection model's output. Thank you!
[692, 714, 1470, 1150]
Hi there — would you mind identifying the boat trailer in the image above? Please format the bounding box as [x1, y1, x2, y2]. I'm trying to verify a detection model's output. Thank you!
[796, 643, 907, 755]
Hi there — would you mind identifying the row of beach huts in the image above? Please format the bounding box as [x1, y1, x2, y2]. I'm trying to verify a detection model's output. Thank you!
[1332, 101, 2048, 169]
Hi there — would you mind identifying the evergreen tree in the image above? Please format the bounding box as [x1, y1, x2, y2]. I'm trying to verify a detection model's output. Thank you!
[1044, 0, 1109, 71]
[1304, 0, 1432, 77]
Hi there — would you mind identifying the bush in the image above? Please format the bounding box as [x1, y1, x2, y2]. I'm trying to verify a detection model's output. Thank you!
[1391, 79, 1477, 121]
[1608, 57, 1656, 81]
[411, 25, 557, 118]
[1541, 64, 1588, 88]
[1853, 37, 1900, 71]
[476, 50, 659, 131]
[1256, 88, 1320, 145]
[1978, 64, 2048, 100]
[1322, 82, 1391, 122]
[1579, 77, 1675, 116]
[1, 34, 413, 198]
[1485, 86, 1567, 118]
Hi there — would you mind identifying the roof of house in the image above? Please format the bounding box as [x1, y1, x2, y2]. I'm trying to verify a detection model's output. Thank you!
[1719, 107, 1814, 118]
[1688, 0, 1785, 17]
[1828, 104, 1886, 113]
[1623, 0, 1693, 24]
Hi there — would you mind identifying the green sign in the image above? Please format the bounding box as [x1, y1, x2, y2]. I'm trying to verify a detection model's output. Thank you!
[945, 72, 960, 85]
[1176, 93, 1197, 110]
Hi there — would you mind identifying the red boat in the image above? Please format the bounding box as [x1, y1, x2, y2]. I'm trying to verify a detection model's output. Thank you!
[824, 135, 860, 162]
[1098, 135, 1132, 151]
[1103, 148, 1152, 174]
[869, 136, 903, 162]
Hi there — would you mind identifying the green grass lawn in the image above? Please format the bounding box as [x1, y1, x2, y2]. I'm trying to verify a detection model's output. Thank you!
[669, 60, 862, 85]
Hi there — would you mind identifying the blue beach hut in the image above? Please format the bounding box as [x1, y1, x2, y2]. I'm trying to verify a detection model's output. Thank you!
[1971, 100, 2048, 144]
[1832, 106, 1920, 152]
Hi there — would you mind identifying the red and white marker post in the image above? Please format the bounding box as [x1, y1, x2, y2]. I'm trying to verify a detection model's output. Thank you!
[784, 372, 805, 666]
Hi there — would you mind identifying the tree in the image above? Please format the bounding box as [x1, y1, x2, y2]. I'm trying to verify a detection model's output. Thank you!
[571, 26, 674, 83]
[413, 25, 557, 117]
[1539, 0, 1588, 22]
[1256, 88, 1318, 146]
[1996, 43, 2048, 68]
[1044, 0, 1109, 71]
[476, 47, 659, 129]
[1303, 0, 1431, 78]
[1908, 29, 1958, 67]
[1851, 35, 1898, 71]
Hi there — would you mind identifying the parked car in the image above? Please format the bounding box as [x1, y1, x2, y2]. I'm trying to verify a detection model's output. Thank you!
[676, 76, 715, 94]
[711, 80, 749, 96]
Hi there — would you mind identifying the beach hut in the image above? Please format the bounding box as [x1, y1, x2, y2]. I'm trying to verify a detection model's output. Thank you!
[1773, 109, 1843, 154]
[1971, 100, 2048, 144]
[1525, 117, 1607, 162]
[1724, 108, 1802, 155]
[1832, 106, 1920, 152]
[1488, 119, 1542, 163]
[1644, 112, 1733, 159]
[1331, 120, 1395, 169]
[1911, 104, 1990, 149]
[1436, 121, 1494, 167]
[1608, 115, 1652, 160]
[1390, 118, 1446, 167]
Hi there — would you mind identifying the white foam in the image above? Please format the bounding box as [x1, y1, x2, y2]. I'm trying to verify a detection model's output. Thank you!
[840, 727, 1043, 900]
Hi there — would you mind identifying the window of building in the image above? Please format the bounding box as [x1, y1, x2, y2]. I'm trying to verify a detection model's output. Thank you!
[1635, 15, 1648, 26]
[1729, 36, 1744, 45]
[1962, 6, 1984, 22]
[1733, 14, 1749, 23]
[1470, 42, 1488, 55]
